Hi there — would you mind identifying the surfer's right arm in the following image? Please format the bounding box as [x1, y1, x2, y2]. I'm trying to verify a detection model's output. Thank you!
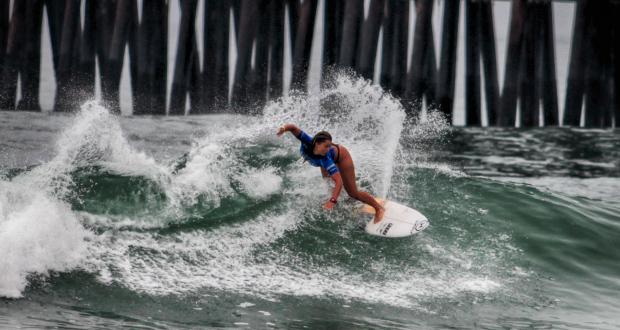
[276, 124, 302, 139]
[277, 124, 315, 145]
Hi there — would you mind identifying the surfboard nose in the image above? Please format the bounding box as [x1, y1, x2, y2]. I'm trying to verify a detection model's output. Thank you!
[412, 219, 429, 234]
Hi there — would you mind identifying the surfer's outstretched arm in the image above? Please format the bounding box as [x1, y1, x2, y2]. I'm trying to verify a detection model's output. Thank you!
[276, 123, 302, 138]
[324, 172, 343, 210]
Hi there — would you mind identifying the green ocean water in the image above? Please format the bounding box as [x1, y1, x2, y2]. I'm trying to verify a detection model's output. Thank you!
[1, 76, 619, 329]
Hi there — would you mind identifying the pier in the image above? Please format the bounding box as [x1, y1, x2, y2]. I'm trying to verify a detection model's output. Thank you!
[0, 0, 617, 127]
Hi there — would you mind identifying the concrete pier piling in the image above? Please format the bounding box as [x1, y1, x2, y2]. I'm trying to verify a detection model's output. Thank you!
[0, 0, 612, 127]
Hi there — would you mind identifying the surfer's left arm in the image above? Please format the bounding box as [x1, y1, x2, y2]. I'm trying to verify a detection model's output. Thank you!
[324, 172, 343, 210]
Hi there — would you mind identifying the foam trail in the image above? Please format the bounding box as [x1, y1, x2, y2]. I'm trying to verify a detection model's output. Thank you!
[87, 206, 502, 309]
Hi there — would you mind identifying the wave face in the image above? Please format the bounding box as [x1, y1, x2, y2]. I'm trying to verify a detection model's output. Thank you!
[1, 75, 619, 329]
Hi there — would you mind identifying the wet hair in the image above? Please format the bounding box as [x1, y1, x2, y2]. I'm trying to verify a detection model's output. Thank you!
[302, 131, 332, 159]
[312, 131, 332, 147]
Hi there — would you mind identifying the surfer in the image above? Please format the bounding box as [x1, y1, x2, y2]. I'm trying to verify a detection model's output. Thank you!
[277, 124, 385, 223]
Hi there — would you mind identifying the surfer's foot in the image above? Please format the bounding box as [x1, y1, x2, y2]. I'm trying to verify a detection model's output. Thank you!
[373, 206, 385, 224]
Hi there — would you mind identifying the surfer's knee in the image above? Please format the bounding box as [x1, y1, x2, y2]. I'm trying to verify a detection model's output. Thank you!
[342, 183, 356, 196]
[346, 189, 360, 199]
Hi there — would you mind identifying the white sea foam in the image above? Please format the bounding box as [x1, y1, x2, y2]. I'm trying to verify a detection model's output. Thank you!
[237, 167, 283, 199]
[0, 181, 90, 298]
[86, 212, 503, 308]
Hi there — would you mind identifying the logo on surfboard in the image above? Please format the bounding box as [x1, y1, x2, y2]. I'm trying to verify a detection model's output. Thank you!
[413, 220, 428, 232]
[381, 223, 393, 236]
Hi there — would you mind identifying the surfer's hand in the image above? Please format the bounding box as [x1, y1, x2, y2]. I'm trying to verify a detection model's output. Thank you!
[276, 125, 287, 136]
[323, 200, 336, 210]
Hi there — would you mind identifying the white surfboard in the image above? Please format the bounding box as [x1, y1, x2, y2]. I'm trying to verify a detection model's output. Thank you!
[360, 198, 429, 238]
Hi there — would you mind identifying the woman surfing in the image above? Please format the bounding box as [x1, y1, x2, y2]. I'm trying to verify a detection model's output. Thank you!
[277, 124, 385, 223]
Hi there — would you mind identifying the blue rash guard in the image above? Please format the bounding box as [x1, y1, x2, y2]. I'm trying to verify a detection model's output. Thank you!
[297, 130, 340, 176]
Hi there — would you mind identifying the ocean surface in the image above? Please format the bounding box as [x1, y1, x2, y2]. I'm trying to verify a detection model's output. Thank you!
[1, 76, 619, 329]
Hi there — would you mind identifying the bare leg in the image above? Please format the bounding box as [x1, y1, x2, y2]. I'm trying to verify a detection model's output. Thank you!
[337, 155, 385, 223]
[351, 191, 385, 223]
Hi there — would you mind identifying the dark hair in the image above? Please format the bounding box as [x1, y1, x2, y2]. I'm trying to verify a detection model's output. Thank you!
[302, 131, 332, 159]
[312, 131, 332, 146]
